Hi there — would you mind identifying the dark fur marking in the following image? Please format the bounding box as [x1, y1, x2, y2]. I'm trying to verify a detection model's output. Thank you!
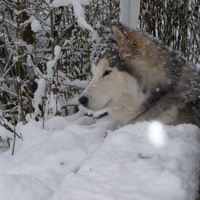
[101, 48, 146, 93]
[144, 87, 170, 108]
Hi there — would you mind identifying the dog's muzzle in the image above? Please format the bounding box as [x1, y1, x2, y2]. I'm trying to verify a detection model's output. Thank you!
[78, 95, 89, 107]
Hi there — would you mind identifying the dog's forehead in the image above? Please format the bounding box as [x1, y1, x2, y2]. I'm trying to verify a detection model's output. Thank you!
[91, 31, 113, 65]
[92, 58, 110, 74]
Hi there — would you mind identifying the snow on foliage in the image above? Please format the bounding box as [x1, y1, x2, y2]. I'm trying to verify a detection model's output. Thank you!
[33, 78, 46, 116]
[52, 0, 93, 31]
[46, 45, 62, 77]
[31, 20, 42, 33]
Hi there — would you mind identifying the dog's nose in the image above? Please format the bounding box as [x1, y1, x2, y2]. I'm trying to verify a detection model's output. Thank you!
[78, 95, 89, 107]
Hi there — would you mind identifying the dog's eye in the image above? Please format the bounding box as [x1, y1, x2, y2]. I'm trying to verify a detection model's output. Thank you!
[102, 70, 112, 77]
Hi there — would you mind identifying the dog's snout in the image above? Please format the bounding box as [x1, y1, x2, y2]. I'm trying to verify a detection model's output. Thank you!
[78, 95, 89, 107]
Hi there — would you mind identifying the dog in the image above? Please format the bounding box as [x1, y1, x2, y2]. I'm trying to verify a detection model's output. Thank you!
[79, 22, 200, 127]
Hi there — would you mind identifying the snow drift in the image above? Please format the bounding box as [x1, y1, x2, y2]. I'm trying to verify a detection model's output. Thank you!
[0, 112, 199, 200]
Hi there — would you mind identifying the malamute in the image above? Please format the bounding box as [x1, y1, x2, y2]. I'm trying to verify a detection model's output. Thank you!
[79, 22, 200, 127]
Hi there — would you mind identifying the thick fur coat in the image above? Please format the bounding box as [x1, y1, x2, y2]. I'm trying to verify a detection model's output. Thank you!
[79, 22, 200, 127]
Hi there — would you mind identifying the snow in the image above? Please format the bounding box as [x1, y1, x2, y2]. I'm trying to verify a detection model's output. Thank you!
[31, 20, 42, 33]
[46, 45, 62, 77]
[0, 111, 199, 200]
[148, 121, 168, 148]
[52, 0, 93, 32]
[33, 78, 46, 116]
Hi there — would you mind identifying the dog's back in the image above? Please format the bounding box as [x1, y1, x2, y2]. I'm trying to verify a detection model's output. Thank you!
[135, 49, 200, 127]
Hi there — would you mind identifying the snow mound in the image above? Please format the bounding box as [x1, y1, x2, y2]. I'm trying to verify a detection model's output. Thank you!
[0, 114, 199, 200]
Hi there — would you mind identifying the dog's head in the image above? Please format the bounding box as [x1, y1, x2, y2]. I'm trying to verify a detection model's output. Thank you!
[78, 22, 175, 124]
[78, 22, 147, 121]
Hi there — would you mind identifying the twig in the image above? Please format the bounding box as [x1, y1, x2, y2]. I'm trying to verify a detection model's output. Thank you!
[0, 116, 22, 139]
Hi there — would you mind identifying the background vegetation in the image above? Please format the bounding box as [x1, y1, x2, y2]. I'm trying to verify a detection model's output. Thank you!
[0, 0, 199, 128]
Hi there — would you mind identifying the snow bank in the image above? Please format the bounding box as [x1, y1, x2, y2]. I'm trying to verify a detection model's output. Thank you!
[0, 113, 199, 200]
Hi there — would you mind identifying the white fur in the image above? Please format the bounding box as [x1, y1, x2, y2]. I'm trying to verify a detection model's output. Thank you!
[81, 58, 146, 125]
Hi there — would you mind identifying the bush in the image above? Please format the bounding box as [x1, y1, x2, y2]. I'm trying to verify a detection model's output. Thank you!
[0, 0, 199, 126]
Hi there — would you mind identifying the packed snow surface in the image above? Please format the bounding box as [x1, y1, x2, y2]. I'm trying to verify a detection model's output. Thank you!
[0, 111, 200, 200]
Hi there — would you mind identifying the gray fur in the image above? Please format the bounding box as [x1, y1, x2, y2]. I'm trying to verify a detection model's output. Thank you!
[79, 22, 200, 127]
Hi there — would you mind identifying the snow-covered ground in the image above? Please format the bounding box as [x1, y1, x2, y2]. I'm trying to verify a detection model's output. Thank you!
[0, 110, 199, 200]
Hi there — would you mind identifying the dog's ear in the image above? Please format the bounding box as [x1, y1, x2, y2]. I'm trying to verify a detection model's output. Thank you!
[111, 22, 134, 46]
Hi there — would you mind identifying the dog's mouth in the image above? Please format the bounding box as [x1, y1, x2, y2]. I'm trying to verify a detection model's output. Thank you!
[103, 99, 113, 108]
[89, 99, 113, 111]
